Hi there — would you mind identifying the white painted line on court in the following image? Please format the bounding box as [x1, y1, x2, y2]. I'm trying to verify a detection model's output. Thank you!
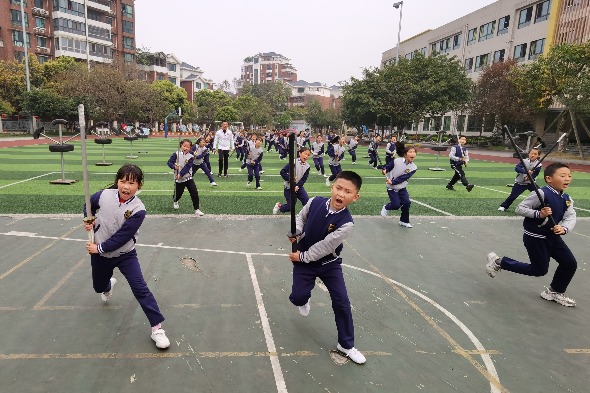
[410, 199, 454, 216]
[246, 253, 287, 393]
[0, 172, 58, 190]
[344, 264, 502, 393]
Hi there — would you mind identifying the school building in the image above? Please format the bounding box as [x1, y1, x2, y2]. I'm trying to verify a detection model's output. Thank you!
[380, 0, 590, 138]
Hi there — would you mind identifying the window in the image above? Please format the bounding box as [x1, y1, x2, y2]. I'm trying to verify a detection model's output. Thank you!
[453, 33, 462, 49]
[37, 36, 47, 47]
[467, 115, 483, 132]
[87, 9, 101, 22]
[169, 77, 177, 85]
[168, 63, 176, 72]
[123, 36, 134, 50]
[122, 4, 133, 18]
[53, 0, 85, 18]
[54, 18, 86, 36]
[297, 87, 305, 93]
[443, 116, 452, 132]
[10, 0, 28, 6]
[122, 20, 133, 34]
[35, 17, 45, 28]
[474, 53, 490, 71]
[498, 16, 510, 35]
[157, 75, 164, 81]
[529, 38, 545, 60]
[12, 31, 31, 47]
[513, 43, 528, 61]
[518, 6, 533, 28]
[124, 53, 135, 64]
[34, 0, 43, 7]
[479, 21, 496, 41]
[535, 1, 550, 23]
[464, 57, 474, 73]
[105, 16, 113, 26]
[10, 10, 29, 27]
[456, 115, 466, 132]
[438, 37, 451, 53]
[423, 117, 431, 131]
[419, 47, 427, 56]
[493, 49, 505, 63]
[430, 42, 437, 54]
[195, 82, 202, 89]
[37, 55, 49, 64]
[467, 28, 477, 45]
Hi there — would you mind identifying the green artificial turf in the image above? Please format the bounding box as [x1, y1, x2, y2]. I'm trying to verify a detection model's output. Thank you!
[0, 137, 589, 217]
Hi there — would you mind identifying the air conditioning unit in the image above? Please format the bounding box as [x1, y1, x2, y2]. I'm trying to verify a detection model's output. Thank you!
[35, 46, 41, 52]
[33, 27, 46, 34]
[32, 7, 40, 13]
[41, 9, 49, 15]
[109, 10, 115, 15]
[0, 41, 4, 48]
[43, 47, 50, 53]
[113, 42, 117, 49]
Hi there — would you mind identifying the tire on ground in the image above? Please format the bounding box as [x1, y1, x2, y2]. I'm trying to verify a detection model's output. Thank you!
[48, 144, 75, 153]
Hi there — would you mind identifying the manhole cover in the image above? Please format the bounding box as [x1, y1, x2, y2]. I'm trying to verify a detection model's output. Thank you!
[180, 256, 199, 271]
[329, 350, 349, 365]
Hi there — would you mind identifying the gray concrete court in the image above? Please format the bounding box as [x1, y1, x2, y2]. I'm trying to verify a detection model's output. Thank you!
[0, 214, 589, 393]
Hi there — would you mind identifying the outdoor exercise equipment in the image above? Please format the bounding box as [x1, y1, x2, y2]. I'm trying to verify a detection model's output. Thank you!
[35, 119, 78, 184]
[122, 128, 138, 159]
[137, 124, 149, 154]
[91, 121, 112, 166]
[429, 130, 448, 171]
[79, 104, 95, 243]
[512, 130, 536, 158]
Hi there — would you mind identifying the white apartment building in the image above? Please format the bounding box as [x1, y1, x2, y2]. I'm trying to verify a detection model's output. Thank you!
[381, 0, 559, 135]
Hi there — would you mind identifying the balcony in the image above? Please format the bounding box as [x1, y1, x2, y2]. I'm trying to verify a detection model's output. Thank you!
[86, 0, 111, 13]
[32, 7, 49, 16]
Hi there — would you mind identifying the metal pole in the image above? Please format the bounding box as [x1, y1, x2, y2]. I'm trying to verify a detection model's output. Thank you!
[393, 1, 403, 64]
[20, 0, 31, 92]
[288, 132, 297, 253]
[83, 0, 90, 69]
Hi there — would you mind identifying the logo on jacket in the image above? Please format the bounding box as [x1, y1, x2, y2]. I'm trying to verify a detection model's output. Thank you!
[405, 169, 411, 173]
[327, 224, 336, 233]
[124, 210, 133, 220]
[566, 200, 572, 207]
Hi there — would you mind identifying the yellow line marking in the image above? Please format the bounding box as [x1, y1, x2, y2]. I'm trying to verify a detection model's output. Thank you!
[33, 258, 86, 309]
[0, 226, 78, 280]
[564, 349, 590, 354]
[0, 350, 391, 360]
[345, 240, 510, 393]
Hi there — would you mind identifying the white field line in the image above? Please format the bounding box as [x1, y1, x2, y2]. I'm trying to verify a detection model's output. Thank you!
[0, 172, 58, 190]
[410, 198, 454, 216]
[246, 254, 287, 393]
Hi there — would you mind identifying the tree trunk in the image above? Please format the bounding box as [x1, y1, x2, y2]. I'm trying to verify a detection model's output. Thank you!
[557, 114, 568, 153]
[569, 110, 585, 160]
[578, 117, 590, 140]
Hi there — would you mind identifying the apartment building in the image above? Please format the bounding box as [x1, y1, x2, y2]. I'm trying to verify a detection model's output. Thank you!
[287, 81, 342, 110]
[237, 52, 297, 88]
[380, 0, 589, 134]
[0, 0, 136, 65]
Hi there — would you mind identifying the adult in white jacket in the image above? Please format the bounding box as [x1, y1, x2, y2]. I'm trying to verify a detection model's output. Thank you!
[213, 121, 234, 177]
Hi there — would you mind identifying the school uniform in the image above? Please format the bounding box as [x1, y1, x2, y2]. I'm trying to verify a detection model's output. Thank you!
[297, 136, 306, 150]
[383, 157, 417, 223]
[327, 143, 346, 181]
[190, 145, 215, 184]
[85, 189, 164, 327]
[279, 158, 310, 213]
[385, 141, 398, 165]
[500, 158, 542, 210]
[167, 150, 200, 209]
[368, 140, 379, 168]
[348, 139, 358, 163]
[312, 141, 325, 175]
[448, 143, 470, 187]
[247, 146, 264, 188]
[499, 186, 577, 293]
[289, 196, 356, 349]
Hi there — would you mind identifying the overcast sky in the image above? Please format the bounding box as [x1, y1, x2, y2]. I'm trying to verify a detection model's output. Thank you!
[135, 0, 496, 87]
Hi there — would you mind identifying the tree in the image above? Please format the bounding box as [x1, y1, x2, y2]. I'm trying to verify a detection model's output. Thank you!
[215, 105, 240, 123]
[470, 59, 534, 138]
[275, 112, 292, 129]
[0, 98, 15, 117]
[305, 99, 325, 131]
[234, 94, 272, 128]
[341, 69, 386, 130]
[194, 89, 234, 126]
[20, 88, 76, 120]
[249, 81, 291, 114]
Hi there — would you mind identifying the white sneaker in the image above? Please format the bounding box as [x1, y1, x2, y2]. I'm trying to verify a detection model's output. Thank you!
[151, 328, 171, 349]
[323, 174, 329, 178]
[260, 171, 265, 174]
[352, 162, 356, 165]
[498, 206, 505, 211]
[101, 277, 117, 302]
[541, 287, 576, 307]
[399, 221, 413, 228]
[247, 181, 251, 188]
[273, 202, 281, 215]
[486, 252, 501, 277]
[298, 302, 310, 317]
[173, 201, 179, 210]
[210, 182, 218, 186]
[317, 171, 321, 175]
[239, 168, 243, 172]
[380, 205, 387, 218]
[195, 209, 204, 216]
[336, 343, 366, 364]
[325, 177, 331, 187]
[256, 187, 263, 190]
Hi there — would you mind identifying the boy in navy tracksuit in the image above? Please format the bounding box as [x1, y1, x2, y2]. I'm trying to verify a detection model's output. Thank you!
[312, 134, 327, 177]
[348, 135, 359, 164]
[246, 138, 264, 190]
[446, 136, 474, 192]
[384, 135, 398, 165]
[273, 147, 311, 214]
[288, 171, 366, 364]
[367, 135, 381, 169]
[486, 163, 577, 307]
[326, 135, 346, 187]
[498, 148, 541, 211]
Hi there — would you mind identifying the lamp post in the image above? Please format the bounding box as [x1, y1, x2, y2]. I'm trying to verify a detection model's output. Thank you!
[393, 1, 404, 65]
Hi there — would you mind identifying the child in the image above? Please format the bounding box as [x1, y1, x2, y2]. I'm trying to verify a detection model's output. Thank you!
[486, 163, 577, 307]
[297, 131, 306, 150]
[167, 139, 204, 216]
[380, 142, 418, 228]
[446, 136, 474, 192]
[368, 135, 381, 169]
[498, 148, 541, 211]
[384, 135, 398, 165]
[82, 164, 170, 349]
[326, 135, 346, 187]
[247, 138, 264, 190]
[191, 137, 218, 187]
[273, 147, 311, 214]
[287, 171, 366, 364]
[312, 134, 327, 177]
[348, 135, 359, 164]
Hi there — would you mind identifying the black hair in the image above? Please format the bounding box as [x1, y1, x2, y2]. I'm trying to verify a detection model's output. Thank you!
[529, 147, 541, 155]
[196, 137, 203, 145]
[334, 170, 362, 191]
[298, 146, 310, 154]
[180, 138, 192, 147]
[108, 164, 144, 189]
[544, 162, 569, 179]
[395, 141, 416, 157]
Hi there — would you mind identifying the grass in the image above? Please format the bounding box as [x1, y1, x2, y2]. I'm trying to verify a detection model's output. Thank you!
[0, 136, 589, 217]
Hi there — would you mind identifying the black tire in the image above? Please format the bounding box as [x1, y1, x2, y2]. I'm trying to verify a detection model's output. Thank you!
[49, 144, 75, 153]
[431, 146, 448, 152]
[51, 119, 69, 126]
[95, 138, 113, 145]
[124, 136, 138, 142]
[33, 126, 44, 139]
